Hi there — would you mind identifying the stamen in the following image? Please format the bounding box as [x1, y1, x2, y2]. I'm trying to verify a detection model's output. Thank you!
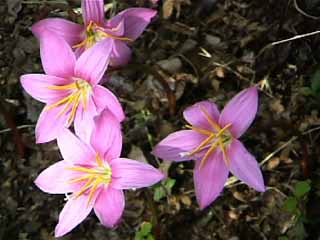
[97, 30, 133, 42]
[66, 167, 100, 174]
[96, 154, 103, 167]
[219, 139, 230, 168]
[45, 94, 75, 111]
[199, 140, 220, 169]
[47, 83, 77, 90]
[67, 92, 81, 125]
[75, 176, 95, 198]
[67, 156, 112, 205]
[188, 134, 215, 156]
[200, 106, 221, 131]
[185, 125, 212, 136]
[87, 179, 101, 205]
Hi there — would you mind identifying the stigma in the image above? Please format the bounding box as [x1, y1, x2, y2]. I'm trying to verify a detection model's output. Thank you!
[73, 21, 133, 50]
[67, 154, 112, 205]
[184, 107, 233, 169]
[45, 78, 92, 125]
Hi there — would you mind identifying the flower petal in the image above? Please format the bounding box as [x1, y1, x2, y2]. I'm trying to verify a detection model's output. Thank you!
[35, 105, 70, 143]
[90, 108, 122, 161]
[32, 18, 83, 46]
[74, 97, 97, 144]
[94, 187, 125, 228]
[39, 31, 76, 78]
[183, 100, 220, 131]
[34, 160, 75, 194]
[228, 140, 265, 192]
[111, 158, 164, 190]
[55, 194, 94, 238]
[20, 74, 71, 104]
[57, 128, 96, 165]
[75, 38, 113, 85]
[219, 87, 258, 138]
[108, 8, 157, 40]
[110, 41, 131, 67]
[194, 151, 229, 209]
[92, 85, 125, 122]
[82, 0, 105, 26]
[152, 130, 206, 162]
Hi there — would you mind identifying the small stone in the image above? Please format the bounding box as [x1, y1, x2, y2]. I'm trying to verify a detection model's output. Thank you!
[157, 57, 183, 74]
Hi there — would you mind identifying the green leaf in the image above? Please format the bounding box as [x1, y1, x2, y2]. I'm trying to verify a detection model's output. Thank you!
[311, 68, 320, 95]
[153, 178, 176, 202]
[134, 222, 153, 240]
[140, 222, 152, 236]
[294, 180, 311, 199]
[278, 236, 289, 240]
[283, 197, 298, 213]
[165, 178, 176, 190]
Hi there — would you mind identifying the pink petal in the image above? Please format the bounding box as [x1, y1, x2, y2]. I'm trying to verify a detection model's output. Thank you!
[82, 0, 105, 26]
[183, 100, 220, 131]
[110, 41, 131, 67]
[219, 87, 258, 138]
[31, 18, 83, 46]
[75, 38, 113, 85]
[90, 108, 122, 161]
[20, 74, 71, 104]
[111, 158, 165, 189]
[73, 97, 98, 144]
[108, 8, 157, 40]
[92, 85, 125, 122]
[39, 31, 76, 78]
[57, 128, 96, 165]
[34, 160, 75, 194]
[228, 140, 265, 192]
[35, 105, 70, 143]
[55, 194, 95, 238]
[152, 130, 206, 162]
[194, 151, 229, 209]
[94, 187, 125, 228]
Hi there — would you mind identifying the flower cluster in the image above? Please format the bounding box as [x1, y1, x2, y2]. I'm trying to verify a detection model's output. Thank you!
[20, 0, 266, 238]
[21, 0, 163, 237]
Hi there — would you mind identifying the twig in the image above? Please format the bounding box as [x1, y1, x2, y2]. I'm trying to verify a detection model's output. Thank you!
[270, 30, 320, 46]
[0, 124, 35, 134]
[259, 136, 298, 166]
[0, 97, 25, 158]
[21, 0, 68, 4]
[293, 0, 320, 20]
[226, 125, 320, 187]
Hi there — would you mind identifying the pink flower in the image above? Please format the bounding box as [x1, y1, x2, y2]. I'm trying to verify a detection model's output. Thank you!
[20, 31, 124, 143]
[35, 109, 164, 237]
[152, 87, 265, 209]
[32, 0, 157, 66]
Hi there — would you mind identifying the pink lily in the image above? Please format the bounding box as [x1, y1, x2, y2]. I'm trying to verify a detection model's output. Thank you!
[32, 0, 157, 66]
[20, 31, 124, 143]
[35, 109, 164, 237]
[153, 87, 265, 209]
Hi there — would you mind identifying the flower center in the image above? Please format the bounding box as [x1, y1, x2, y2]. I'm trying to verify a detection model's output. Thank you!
[67, 154, 112, 205]
[73, 21, 133, 50]
[184, 106, 233, 169]
[46, 78, 92, 125]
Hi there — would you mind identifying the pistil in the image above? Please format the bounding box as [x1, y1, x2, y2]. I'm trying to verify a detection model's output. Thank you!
[184, 107, 233, 169]
[67, 155, 112, 205]
[46, 78, 92, 125]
